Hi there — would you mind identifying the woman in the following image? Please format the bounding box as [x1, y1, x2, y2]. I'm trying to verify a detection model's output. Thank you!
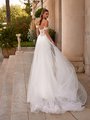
[27, 8, 87, 114]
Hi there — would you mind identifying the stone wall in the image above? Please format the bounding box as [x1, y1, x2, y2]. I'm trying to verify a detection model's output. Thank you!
[62, 0, 85, 73]
[85, 0, 90, 75]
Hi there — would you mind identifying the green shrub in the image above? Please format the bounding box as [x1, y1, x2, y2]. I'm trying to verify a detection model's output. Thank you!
[35, 8, 43, 18]
[21, 41, 35, 47]
[0, 16, 32, 48]
[0, 23, 3, 28]
[48, 28, 56, 42]
[11, 16, 32, 41]
[0, 26, 16, 48]
[27, 29, 37, 42]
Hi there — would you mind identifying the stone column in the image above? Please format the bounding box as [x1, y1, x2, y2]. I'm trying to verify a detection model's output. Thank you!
[55, 0, 62, 49]
[45, 0, 55, 29]
[62, 0, 85, 72]
[85, 0, 90, 76]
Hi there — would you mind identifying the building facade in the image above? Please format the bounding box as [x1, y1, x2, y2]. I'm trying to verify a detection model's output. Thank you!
[34, 0, 90, 76]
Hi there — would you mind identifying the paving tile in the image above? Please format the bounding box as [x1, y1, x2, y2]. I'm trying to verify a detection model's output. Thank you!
[29, 111, 45, 120]
[0, 59, 9, 96]
[1, 75, 13, 96]
[0, 57, 14, 117]
[86, 95, 90, 108]
[11, 102, 28, 113]
[22, 52, 33, 90]
[11, 55, 27, 114]
[71, 108, 90, 120]
[11, 113, 28, 120]
[0, 95, 11, 116]
[0, 113, 11, 120]
[45, 112, 76, 120]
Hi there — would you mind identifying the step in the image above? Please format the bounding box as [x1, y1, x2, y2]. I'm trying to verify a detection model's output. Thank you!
[11, 54, 28, 114]
[0, 59, 9, 97]
[0, 53, 29, 120]
[0, 56, 15, 119]
[21, 47, 35, 52]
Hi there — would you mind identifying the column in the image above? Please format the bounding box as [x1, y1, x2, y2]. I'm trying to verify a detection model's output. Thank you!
[62, 0, 85, 72]
[45, 0, 55, 29]
[55, 0, 62, 49]
[85, 0, 90, 76]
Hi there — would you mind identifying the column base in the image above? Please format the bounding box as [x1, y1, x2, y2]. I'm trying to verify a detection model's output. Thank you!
[66, 56, 84, 73]
[85, 64, 90, 76]
[72, 61, 85, 73]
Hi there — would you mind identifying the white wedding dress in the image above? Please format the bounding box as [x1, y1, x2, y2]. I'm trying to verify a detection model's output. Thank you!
[27, 27, 87, 114]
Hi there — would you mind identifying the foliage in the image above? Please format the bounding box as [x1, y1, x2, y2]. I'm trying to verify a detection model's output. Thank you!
[27, 29, 37, 42]
[0, 16, 31, 48]
[24, 2, 32, 17]
[0, 26, 16, 48]
[35, 8, 43, 18]
[11, 16, 31, 41]
[48, 28, 56, 42]
[0, 23, 3, 28]
[0, 5, 28, 23]
[21, 41, 35, 47]
[19, 0, 32, 16]
[10, 5, 28, 21]
[0, 6, 6, 22]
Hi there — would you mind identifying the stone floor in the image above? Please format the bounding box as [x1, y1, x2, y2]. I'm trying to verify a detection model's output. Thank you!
[0, 48, 90, 120]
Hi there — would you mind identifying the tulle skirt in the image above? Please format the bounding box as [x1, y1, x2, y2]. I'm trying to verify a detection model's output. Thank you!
[27, 34, 87, 113]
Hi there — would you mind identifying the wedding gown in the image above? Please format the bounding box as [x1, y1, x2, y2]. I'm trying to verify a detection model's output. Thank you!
[27, 27, 87, 114]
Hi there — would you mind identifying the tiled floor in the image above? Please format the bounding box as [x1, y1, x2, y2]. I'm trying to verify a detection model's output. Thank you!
[0, 49, 90, 120]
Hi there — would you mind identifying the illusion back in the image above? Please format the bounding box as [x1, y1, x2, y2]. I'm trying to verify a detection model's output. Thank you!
[39, 27, 48, 35]
[36, 25, 48, 36]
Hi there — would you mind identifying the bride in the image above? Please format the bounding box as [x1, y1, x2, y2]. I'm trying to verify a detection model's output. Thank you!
[27, 8, 87, 114]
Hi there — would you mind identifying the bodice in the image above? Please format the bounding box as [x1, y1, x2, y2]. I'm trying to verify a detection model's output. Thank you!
[36, 25, 48, 36]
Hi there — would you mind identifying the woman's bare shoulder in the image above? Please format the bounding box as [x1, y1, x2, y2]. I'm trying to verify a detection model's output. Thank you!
[43, 19, 48, 27]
